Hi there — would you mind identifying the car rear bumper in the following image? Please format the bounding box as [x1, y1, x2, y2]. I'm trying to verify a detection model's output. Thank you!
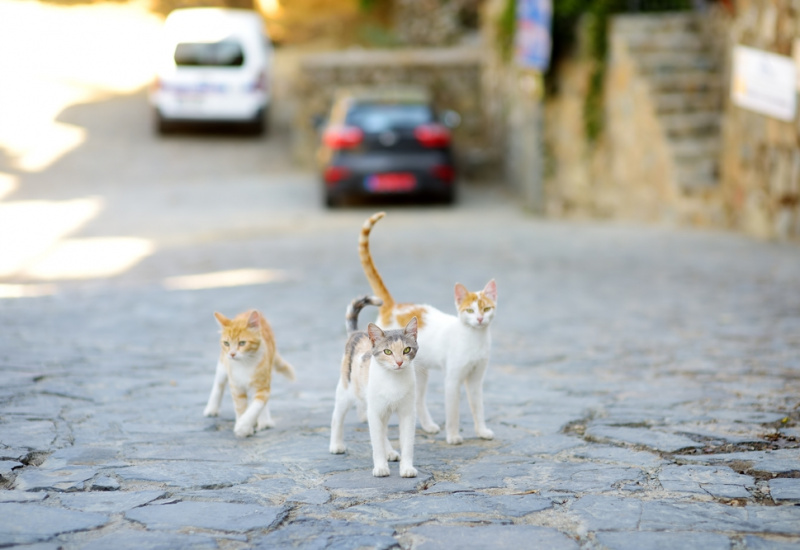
[324, 169, 455, 202]
[152, 90, 268, 122]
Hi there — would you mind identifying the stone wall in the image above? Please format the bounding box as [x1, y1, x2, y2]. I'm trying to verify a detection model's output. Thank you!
[544, 3, 800, 241]
[719, 0, 800, 239]
[291, 47, 494, 172]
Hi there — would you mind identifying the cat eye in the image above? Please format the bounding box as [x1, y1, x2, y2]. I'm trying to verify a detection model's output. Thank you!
[238, 341, 246, 347]
[466, 308, 474, 313]
[223, 341, 230, 347]
[403, 347, 411, 354]
[383, 349, 392, 355]
[483, 307, 492, 312]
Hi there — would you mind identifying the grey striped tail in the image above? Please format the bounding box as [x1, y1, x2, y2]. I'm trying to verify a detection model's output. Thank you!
[345, 295, 383, 334]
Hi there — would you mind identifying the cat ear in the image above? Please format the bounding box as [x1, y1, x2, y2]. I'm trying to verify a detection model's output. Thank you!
[247, 310, 261, 329]
[404, 316, 418, 340]
[367, 323, 384, 344]
[482, 279, 497, 302]
[454, 283, 469, 305]
[214, 312, 230, 327]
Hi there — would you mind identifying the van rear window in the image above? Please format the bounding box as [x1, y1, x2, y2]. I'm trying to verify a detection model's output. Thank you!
[174, 41, 245, 67]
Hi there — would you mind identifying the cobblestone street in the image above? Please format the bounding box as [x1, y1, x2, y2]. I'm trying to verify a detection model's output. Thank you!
[1, 204, 799, 549]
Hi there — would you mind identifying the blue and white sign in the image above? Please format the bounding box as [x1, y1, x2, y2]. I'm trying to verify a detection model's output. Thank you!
[515, 0, 552, 72]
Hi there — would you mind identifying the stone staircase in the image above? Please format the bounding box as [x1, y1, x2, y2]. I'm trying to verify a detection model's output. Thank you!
[613, 13, 723, 192]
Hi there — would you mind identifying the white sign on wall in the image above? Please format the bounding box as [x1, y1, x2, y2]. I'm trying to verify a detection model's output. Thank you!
[731, 45, 796, 122]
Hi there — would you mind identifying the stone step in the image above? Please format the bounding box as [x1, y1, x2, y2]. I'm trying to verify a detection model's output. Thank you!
[646, 71, 723, 94]
[621, 32, 708, 53]
[675, 158, 720, 191]
[669, 136, 721, 160]
[661, 111, 721, 137]
[612, 13, 700, 36]
[653, 91, 722, 114]
[633, 52, 717, 75]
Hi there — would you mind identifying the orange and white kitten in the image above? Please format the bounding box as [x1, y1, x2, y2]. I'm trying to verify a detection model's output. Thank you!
[330, 296, 419, 478]
[203, 310, 295, 438]
[359, 212, 497, 445]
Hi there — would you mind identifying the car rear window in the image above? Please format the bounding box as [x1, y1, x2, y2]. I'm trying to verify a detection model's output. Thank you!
[174, 41, 245, 67]
[345, 103, 433, 133]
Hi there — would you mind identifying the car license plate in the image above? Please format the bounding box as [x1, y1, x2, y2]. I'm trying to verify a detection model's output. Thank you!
[364, 173, 416, 193]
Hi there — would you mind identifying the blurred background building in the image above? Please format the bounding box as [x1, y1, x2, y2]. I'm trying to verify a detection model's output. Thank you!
[24, 0, 800, 240]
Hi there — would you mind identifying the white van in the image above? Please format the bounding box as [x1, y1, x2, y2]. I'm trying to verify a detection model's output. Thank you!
[150, 8, 273, 134]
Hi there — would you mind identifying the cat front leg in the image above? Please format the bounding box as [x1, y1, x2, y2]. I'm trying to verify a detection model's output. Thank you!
[368, 407, 391, 477]
[256, 402, 275, 431]
[415, 365, 440, 434]
[465, 362, 494, 440]
[232, 389, 266, 438]
[398, 400, 417, 478]
[329, 381, 350, 454]
[203, 361, 227, 417]
[444, 372, 463, 445]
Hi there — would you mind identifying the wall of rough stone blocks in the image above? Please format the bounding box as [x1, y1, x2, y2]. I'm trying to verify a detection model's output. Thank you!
[291, 48, 493, 172]
[719, 0, 800, 239]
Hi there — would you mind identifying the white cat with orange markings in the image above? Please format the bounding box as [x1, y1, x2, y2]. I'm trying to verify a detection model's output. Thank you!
[203, 310, 295, 438]
[358, 212, 497, 445]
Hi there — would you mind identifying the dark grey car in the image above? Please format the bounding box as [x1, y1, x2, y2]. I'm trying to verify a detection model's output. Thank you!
[317, 87, 458, 207]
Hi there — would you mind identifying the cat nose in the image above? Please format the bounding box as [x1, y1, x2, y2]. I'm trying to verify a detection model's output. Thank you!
[395, 360, 403, 367]
[477, 317, 484, 323]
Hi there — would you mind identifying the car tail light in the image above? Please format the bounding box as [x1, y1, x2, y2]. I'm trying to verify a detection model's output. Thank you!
[323, 126, 364, 149]
[414, 123, 451, 148]
[324, 166, 350, 185]
[432, 164, 455, 183]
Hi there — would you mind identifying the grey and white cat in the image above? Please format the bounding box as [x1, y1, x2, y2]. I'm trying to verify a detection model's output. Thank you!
[329, 295, 419, 478]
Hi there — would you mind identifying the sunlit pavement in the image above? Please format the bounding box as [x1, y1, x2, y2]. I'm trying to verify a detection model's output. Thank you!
[1, 2, 800, 549]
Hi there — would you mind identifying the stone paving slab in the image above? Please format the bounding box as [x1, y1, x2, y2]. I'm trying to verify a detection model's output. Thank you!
[125, 500, 287, 532]
[0, 502, 108, 545]
[769, 478, 800, 503]
[408, 525, 579, 550]
[595, 531, 732, 550]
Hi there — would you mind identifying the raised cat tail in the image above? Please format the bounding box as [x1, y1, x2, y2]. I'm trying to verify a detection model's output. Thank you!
[345, 295, 383, 334]
[272, 354, 296, 382]
[359, 212, 394, 323]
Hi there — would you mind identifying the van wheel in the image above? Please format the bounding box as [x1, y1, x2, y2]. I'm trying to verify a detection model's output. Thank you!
[247, 108, 266, 136]
[155, 113, 174, 135]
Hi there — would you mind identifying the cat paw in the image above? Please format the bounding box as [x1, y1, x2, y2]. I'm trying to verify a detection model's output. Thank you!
[256, 419, 275, 431]
[446, 433, 464, 445]
[421, 422, 441, 434]
[400, 465, 418, 478]
[387, 449, 400, 462]
[477, 428, 495, 440]
[203, 406, 219, 417]
[372, 464, 390, 477]
[234, 423, 254, 438]
[329, 443, 346, 454]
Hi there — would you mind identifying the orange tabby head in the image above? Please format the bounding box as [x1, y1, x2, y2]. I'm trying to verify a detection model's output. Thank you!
[455, 280, 497, 328]
[214, 310, 263, 361]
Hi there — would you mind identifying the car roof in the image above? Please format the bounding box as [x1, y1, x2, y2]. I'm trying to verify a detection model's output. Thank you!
[164, 8, 265, 42]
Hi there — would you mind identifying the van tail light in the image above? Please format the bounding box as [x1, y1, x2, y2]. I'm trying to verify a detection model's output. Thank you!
[323, 126, 364, 149]
[414, 123, 451, 148]
[250, 70, 267, 92]
[324, 166, 350, 185]
[432, 164, 455, 184]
